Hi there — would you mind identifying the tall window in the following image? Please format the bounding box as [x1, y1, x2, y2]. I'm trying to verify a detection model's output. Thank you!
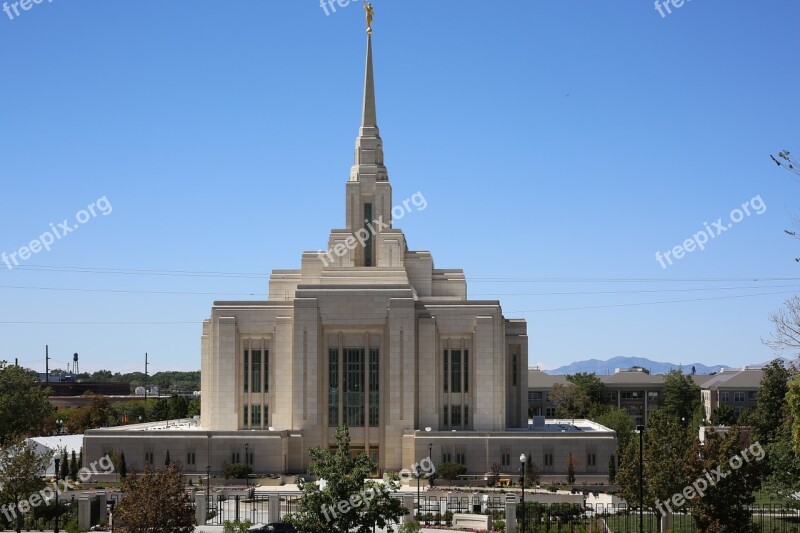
[329, 348, 339, 426]
[243, 405, 248, 426]
[344, 348, 365, 427]
[252, 405, 261, 426]
[364, 203, 373, 266]
[443, 350, 449, 392]
[443, 405, 449, 426]
[243, 350, 249, 393]
[452, 405, 462, 427]
[252, 350, 262, 393]
[464, 350, 469, 393]
[451, 350, 461, 393]
[464, 405, 469, 426]
[264, 350, 269, 392]
[187, 452, 196, 466]
[369, 348, 379, 427]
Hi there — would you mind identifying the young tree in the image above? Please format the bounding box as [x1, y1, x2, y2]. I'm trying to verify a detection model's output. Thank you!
[69, 450, 79, 481]
[487, 463, 501, 487]
[524, 454, 541, 488]
[119, 451, 128, 478]
[165, 450, 171, 466]
[59, 450, 69, 480]
[285, 426, 406, 533]
[685, 427, 763, 533]
[661, 370, 701, 424]
[566, 453, 577, 485]
[0, 362, 54, 445]
[436, 462, 467, 483]
[0, 439, 52, 533]
[114, 464, 195, 533]
[766, 295, 800, 355]
[608, 454, 617, 483]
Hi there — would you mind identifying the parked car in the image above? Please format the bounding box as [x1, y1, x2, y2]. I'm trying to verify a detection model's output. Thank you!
[248, 523, 297, 533]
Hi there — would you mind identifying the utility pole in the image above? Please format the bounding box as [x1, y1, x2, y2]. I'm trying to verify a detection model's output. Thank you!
[45, 345, 49, 383]
[144, 353, 149, 401]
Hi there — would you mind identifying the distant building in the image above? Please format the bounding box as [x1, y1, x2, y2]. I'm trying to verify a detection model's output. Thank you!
[529, 366, 764, 426]
[26, 435, 83, 477]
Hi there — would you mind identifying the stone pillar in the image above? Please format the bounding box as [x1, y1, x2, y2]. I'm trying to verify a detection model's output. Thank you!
[269, 494, 281, 523]
[505, 493, 518, 533]
[403, 494, 414, 523]
[97, 492, 107, 523]
[195, 491, 208, 525]
[78, 494, 93, 531]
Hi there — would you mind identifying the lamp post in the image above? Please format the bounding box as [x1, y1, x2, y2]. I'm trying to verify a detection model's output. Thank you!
[55, 419, 63, 436]
[244, 443, 249, 489]
[520, 453, 526, 532]
[636, 424, 644, 533]
[54, 457, 60, 533]
[206, 464, 211, 521]
[109, 499, 115, 533]
[416, 448, 421, 521]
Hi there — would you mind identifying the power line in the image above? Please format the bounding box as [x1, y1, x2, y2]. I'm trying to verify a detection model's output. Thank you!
[472, 284, 800, 297]
[0, 285, 260, 297]
[509, 289, 798, 313]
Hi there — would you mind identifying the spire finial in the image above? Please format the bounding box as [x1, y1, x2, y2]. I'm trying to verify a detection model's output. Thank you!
[363, 2, 374, 35]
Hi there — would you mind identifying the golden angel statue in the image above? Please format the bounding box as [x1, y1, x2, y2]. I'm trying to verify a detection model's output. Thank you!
[363, 2, 374, 34]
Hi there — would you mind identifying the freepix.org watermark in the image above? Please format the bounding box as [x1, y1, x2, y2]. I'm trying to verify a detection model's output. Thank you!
[655, 441, 765, 516]
[0, 455, 115, 522]
[654, 0, 692, 18]
[1, 196, 113, 271]
[319, 191, 427, 267]
[2, 0, 54, 22]
[321, 456, 435, 523]
[655, 195, 766, 269]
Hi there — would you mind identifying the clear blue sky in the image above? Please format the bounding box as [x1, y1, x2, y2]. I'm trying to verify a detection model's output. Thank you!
[1, 1, 798, 373]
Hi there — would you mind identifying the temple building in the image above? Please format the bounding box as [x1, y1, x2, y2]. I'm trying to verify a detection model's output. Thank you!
[84, 30, 615, 481]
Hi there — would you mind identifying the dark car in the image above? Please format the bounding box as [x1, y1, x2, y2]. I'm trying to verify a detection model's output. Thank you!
[248, 523, 297, 533]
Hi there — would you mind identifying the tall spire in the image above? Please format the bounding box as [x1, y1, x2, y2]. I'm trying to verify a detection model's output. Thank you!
[361, 34, 377, 131]
[350, 32, 388, 182]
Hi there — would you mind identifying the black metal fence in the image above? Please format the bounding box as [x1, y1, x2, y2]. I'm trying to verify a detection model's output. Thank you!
[516, 502, 800, 533]
[208, 493, 271, 525]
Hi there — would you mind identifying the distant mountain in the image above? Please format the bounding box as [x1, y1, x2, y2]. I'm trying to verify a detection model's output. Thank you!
[544, 357, 729, 376]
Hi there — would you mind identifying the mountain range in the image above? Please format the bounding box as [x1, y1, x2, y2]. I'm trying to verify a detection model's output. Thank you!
[544, 356, 729, 376]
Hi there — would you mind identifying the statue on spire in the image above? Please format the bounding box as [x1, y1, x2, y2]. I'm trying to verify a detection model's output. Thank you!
[363, 2, 374, 35]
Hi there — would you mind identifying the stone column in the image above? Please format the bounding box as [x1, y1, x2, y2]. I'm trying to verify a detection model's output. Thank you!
[505, 493, 518, 533]
[402, 494, 414, 523]
[195, 491, 208, 525]
[269, 494, 281, 523]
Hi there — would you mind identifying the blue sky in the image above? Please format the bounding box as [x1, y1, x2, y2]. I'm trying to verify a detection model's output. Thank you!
[0, 1, 798, 373]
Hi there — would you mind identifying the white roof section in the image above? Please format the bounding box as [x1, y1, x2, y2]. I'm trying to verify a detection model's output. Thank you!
[27, 434, 83, 454]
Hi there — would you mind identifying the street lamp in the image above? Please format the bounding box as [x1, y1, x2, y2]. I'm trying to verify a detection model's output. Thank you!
[55, 419, 63, 436]
[520, 453, 526, 532]
[206, 464, 211, 521]
[109, 500, 115, 533]
[244, 443, 249, 489]
[54, 457, 60, 533]
[636, 424, 645, 533]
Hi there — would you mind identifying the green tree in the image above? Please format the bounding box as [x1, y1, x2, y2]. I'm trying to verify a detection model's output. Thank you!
[661, 370, 701, 424]
[150, 398, 169, 421]
[0, 362, 54, 445]
[69, 450, 79, 481]
[65, 394, 113, 433]
[285, 425, 406, 533]
[685, 427, 763, 533]
[761, 423, 800, 498]
[524, 454, 541, 488]
[709, 405, 737, 426]
[567, 372, 605, 406]
[608, 454, 616, 483]
[115, 463, 195, 533]
[167, 395, 189, 419]
[789, 375, 800, 453]
[119, 451, 128, 478]
[58, 450, 68, 480]
[165, 450, 171, 466]
[751, 359, 792, 444]
[616, 409, 693, 509]
[550, 383, 590, 419]
[592, 407, 635, 466]
[0, 439, 53, 533]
